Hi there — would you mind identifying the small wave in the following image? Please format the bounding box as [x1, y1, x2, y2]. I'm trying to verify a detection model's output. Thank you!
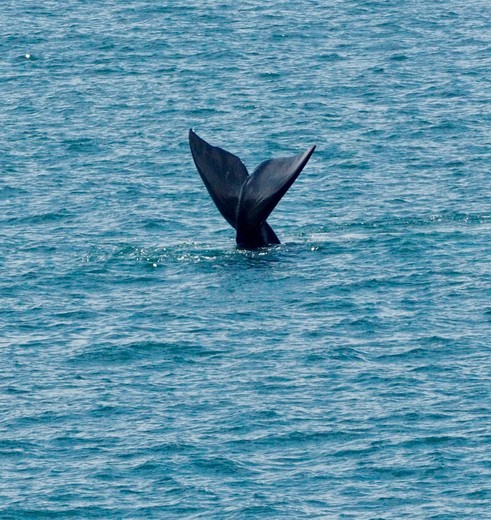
[6, 210, 73, 226]
[68, 340, 178, 365]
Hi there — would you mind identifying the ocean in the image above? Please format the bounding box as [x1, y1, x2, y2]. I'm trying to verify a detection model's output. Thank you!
[1, 1, 490, 518]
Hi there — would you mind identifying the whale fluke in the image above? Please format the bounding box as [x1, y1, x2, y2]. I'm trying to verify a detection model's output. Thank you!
[189, 129, 315, 249]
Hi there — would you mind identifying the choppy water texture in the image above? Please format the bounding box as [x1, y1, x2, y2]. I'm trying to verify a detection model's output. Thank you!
[1, 1, 490, 518]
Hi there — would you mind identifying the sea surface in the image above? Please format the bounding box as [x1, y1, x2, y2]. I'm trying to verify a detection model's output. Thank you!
[1, 1, 490, 518]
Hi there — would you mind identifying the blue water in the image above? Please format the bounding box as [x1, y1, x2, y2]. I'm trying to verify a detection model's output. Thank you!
[1, 1, 490, 518]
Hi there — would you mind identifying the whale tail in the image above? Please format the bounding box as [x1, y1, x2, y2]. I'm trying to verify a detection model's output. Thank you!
[189, 129, 315, 248]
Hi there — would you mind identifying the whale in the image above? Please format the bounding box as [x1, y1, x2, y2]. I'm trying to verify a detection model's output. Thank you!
[189, 129, 315, 249]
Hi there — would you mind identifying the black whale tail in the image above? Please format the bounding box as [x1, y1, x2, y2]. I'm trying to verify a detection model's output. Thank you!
[189, 129, 315, 249]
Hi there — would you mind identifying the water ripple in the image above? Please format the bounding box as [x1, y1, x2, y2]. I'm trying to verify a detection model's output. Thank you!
[1, 0, 490, 518]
